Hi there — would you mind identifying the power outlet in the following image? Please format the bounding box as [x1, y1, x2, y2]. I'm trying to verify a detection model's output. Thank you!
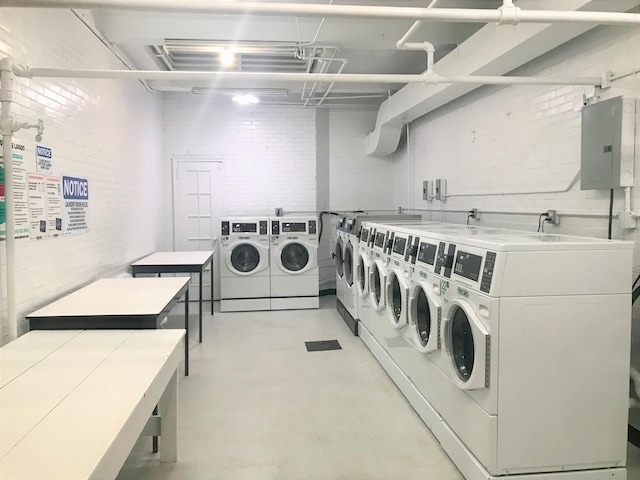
[275, 207, 283, 216]
[546, 210, 559, 225]
[469, 208, 479, 220]
[435, 179, 446, 200]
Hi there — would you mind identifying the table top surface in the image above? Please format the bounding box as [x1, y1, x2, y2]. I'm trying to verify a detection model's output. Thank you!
[0, 329, 185, 479]
[26, 278, 190, 318]
[131, 251, 214, 267]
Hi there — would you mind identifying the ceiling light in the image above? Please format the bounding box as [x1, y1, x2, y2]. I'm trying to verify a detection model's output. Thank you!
[219, 49, 235, 67]
[232, 94, 260, 105]
[191, 87, 289, 97]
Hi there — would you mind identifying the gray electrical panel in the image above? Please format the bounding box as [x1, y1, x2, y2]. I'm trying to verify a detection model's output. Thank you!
[581, 96, 636, 190]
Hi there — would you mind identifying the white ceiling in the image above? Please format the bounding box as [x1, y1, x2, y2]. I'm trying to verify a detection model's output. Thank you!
[83, 0, 503, 105]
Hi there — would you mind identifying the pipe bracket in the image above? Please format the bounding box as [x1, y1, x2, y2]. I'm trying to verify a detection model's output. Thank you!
[497, 5, 522, 25]
[601, 70, 613, 89]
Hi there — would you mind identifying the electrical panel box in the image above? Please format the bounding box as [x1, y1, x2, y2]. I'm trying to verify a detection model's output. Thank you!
[581, 96, 636, 190]
[435, 179, 446, 200]
[423, 180, 433, 200]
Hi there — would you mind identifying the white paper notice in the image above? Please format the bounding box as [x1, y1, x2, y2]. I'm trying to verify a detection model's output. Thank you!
[46, 176, 63, 237]
[0, 138, 30, 239]
[62, 175, 89, 235]
[35, 145, 53, 173]
[27, 173, 47, 239]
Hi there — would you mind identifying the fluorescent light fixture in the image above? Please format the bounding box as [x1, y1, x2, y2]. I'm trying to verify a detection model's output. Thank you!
[219, 49, 235, 67]
[232, 94, 260, 105]
[191, 87, 289, 96]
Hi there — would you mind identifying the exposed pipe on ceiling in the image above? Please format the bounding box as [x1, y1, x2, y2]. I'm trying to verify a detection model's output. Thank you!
[15, 67, 603, 87]
[396, 0, 440, 50]
[3, 0, 640, 26]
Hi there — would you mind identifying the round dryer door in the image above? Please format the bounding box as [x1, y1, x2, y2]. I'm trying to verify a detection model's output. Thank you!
[230, 243, 261, 273]
[443, 300, 489, 390]
[386, 270, 409, 328]
[370, 260, 386, 311]
[356, 253, 369, 297]
[281, 243, 310, 272]
[410, 282, 440, 353]
[335, 238, 344, 277]
[344, 242, 354, 287]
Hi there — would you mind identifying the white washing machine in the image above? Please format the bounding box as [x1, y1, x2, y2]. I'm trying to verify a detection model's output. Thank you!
[270, 216, 319, 310]
[336, 214, 421, 335]
[361, 226, 633, 480]
[219, 217, 271, 312]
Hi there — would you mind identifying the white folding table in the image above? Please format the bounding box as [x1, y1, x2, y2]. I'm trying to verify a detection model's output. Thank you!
[130, 251, 215, 344]
[26, 278, 192, 375]
[0, 329, 185, 480]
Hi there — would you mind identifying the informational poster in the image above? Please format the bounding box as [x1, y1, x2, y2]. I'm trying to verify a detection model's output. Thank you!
[0, 138, 30, 240]
[35, 145, 53, 173]
[27, 173, 47, 239]
[45, 176, 63, 237]
[62, 175, 89, 235]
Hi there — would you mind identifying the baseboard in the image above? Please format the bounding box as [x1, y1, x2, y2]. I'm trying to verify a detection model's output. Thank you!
[319, 288, 336, 297]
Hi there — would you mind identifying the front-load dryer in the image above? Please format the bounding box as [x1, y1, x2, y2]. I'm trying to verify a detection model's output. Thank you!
[270, 216, 319, 310]
[220, 217, 271, 312]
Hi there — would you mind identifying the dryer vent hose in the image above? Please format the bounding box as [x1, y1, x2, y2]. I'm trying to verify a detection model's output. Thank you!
[319, 211, 340, 244]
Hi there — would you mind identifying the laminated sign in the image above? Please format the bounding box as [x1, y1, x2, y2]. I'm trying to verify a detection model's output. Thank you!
[62, 175, 89, 235]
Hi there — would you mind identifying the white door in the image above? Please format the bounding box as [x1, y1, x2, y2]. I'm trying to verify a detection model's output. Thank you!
[173, 158, 224, 301]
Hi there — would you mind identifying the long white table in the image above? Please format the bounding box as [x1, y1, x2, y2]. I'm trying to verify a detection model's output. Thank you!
[0, 329, 185, 480]
[26, 278, 192, 376]
[131, 251, 215, 344]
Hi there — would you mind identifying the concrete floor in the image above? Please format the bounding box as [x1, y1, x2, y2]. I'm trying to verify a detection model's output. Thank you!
[117, 295, 640, 480]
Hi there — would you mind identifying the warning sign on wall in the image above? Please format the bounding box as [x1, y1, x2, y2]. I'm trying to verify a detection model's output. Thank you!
[27, 173, 47, 240]
[62, 175, 89, 235]
[46, 176, 63, 237]
[36, 145, 53, 173]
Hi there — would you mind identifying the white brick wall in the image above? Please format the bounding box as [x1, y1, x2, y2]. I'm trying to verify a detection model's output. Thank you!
[330, 108, 409, 211]
[162, 95, 317, 246]
[409, 24, 640, 249]
[0, 9, 164, 343]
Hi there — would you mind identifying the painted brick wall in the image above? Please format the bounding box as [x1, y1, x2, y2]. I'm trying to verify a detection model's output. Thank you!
[408, 24, 640, 258]
[162, 95, 317, 247]
[0, 9, 164, 343]
[330, 108, 409, 212]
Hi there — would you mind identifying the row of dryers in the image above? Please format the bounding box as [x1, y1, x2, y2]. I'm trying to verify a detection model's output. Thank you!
[345, 219, 633, 480]
[219, 216, 319, 312]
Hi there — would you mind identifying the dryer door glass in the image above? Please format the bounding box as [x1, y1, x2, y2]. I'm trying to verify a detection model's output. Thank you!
[345, 243, 353, 286]
[390, 274, 402, 323]
[281, 243, 309, 272]
[415, 287, 431, 346]
[451, 307, 475, 382]
[231, 244, 260, 273]
[372, 263, 382, 305]
[357, 258, 366, 292]
[335, 239, 344, 277]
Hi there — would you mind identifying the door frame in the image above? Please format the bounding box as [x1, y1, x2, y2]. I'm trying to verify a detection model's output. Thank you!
[171, 155, 226, 250]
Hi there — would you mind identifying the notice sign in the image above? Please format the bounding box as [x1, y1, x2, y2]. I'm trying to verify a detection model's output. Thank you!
[46, 176, 63, 237]
[27, 173, 46, 239]
[62, 175, 89, 235]
[0, 139, 30, 240]
[36, 145, 53, 173]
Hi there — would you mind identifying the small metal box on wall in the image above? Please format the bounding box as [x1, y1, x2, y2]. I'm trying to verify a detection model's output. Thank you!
[580, 96, 636, 190]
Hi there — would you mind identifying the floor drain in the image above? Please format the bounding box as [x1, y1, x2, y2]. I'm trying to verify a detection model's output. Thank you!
[305, 340, 342, 352]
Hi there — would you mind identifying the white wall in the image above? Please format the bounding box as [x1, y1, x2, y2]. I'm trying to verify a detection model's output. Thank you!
[0, 9, 165, 343]
[406, 23, 640, 409]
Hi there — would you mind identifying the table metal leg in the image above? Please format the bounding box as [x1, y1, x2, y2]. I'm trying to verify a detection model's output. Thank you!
[210, 259, 214, 315]
[185, 289, 189, 377]
[152, 406, 158, 453]
[199, 270, 203, 343]
[160, 370, 178, 463]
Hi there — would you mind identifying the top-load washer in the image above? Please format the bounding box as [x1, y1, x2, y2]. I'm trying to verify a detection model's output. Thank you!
[336, 213, 421, 335]
[270, 216, 319, 310]
[219, 217, 271, 312]
[361, 225, 634, 480]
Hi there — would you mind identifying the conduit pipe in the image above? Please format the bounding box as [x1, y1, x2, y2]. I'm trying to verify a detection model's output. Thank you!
[4, 0, 640, 26]
[625, 186, 639, 218]
[0, 57, 16, 340]
[15, 67, 603, 88]
[445, 170, 581, 198]
[315, 59, 348, 107]
[396, 0, 440, 51]
[411, 208, 618, 219]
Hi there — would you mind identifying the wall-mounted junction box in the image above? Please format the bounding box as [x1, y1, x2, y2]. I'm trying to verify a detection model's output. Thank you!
[435, 179, 446, 200]
[423, 180, 434, 200]
[581, 96, 636, 190]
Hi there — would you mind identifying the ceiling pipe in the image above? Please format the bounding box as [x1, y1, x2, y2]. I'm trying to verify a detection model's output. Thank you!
[396, 0, 440, 50]
[16, 66, 603, 87]
[316, 59, 348, 107]
[3, 1, 640, 26]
